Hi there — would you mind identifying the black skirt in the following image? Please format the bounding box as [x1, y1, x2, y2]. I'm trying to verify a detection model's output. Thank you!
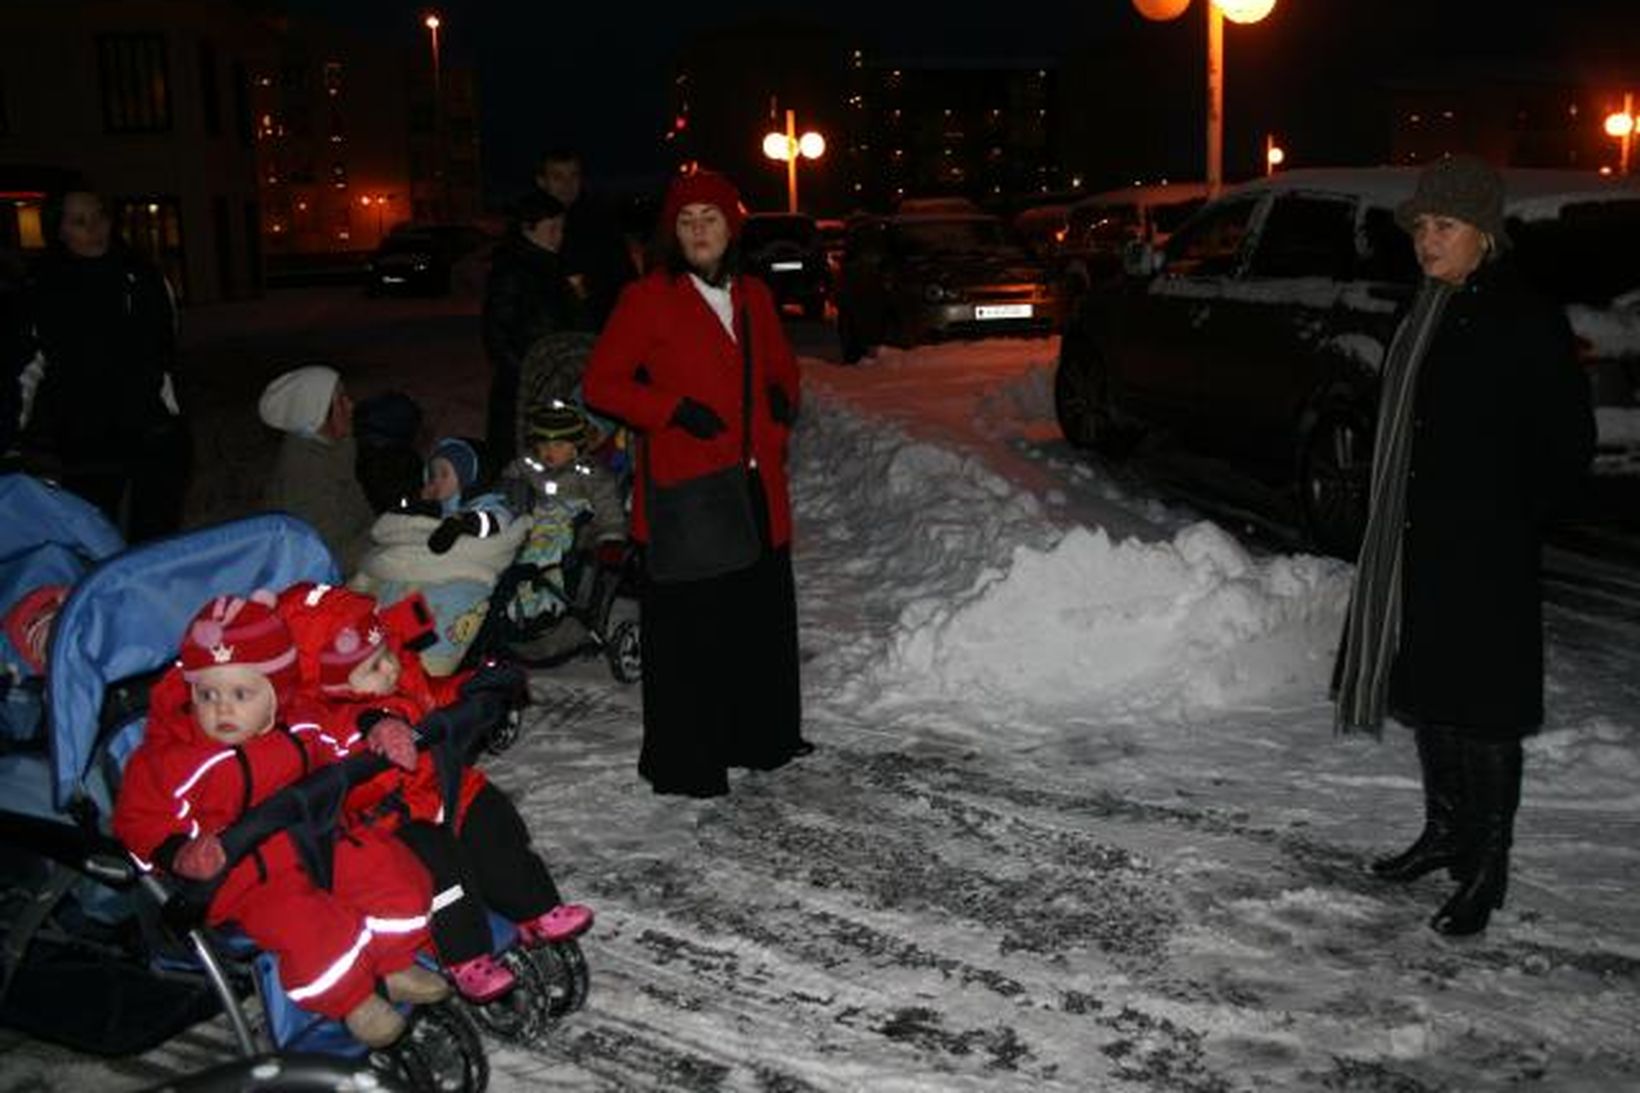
[637, 543, 803, 797]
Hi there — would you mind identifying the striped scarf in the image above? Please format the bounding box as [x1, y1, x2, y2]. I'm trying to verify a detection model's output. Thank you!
[1334, 277, 1454, 735]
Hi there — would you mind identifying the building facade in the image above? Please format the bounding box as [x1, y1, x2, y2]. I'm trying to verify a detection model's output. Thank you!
[842, 55, 1064, 212]
[252, 17, 482, 259]
[1388, 69, 1640, 173]
[0, 0, 268, 302]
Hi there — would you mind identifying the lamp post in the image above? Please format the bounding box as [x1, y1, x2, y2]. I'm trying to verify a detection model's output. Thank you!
[424, 13, 444, 219]
[1605, 92, 1635, 177]
[762, 109, 825, 214]
[1133, 0, 1277, 199]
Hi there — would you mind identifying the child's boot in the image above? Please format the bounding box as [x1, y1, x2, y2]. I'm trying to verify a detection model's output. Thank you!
[384, 963, 453, 1004]
[516, 903, 595, 946]
[345, 994, 407, 1048]
[447, 953, 517, 1004]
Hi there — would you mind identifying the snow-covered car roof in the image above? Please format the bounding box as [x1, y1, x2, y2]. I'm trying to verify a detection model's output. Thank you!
[1071, 182, 1209, 211]
[1228, 166, 1640, 221]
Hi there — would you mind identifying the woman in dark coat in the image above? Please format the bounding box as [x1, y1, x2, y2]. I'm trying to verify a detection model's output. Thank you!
[23, 189, 189, 541]
[1335, 155, 1595, 936]
[583, 169, 809, 798]
[481, 190, 589, 463]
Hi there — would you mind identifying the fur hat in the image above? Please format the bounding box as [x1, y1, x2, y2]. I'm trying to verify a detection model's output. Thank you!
[4, 584, 69, 675]
[259, 365, 340, 435]
[527, 404, 589, 448]
[427, 436, 482, 492]
[1395, 155, 1507, 238]
[661, 170, 745, 237]
[178, 591, 298, 700]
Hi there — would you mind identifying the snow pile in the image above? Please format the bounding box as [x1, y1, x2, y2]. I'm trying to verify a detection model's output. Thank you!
[880, 521, 1350, 722]
[791, 392, 1352, 729]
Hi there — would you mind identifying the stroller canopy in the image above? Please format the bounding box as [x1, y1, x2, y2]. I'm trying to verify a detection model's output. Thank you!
[46, 514, 339, 810]
[0, 474, 123, 565]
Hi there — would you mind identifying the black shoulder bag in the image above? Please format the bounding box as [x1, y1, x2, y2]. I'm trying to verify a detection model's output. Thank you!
[643, 303, 762, 583]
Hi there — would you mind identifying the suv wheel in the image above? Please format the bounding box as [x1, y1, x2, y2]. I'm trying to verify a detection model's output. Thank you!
[1054, 333, 1138, 457]
[1300, 410, 1372, 558]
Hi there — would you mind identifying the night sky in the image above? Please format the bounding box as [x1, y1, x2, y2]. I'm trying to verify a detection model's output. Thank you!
[289, 0, 1637, 205]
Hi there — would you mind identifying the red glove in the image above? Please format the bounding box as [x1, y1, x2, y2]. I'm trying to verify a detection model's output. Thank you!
[173, 833, 226, 880]
[595, 539, 627, 567]
[367, 717, 418, 770]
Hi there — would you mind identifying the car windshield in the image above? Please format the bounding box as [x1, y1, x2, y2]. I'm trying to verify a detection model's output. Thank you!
[892, 218, 1014, 256]
[741, 217, 817, 251]
[1509, 199, 1640, 306]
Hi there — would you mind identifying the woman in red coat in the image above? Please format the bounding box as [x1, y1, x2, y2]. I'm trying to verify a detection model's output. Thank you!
[583, 170, 809, 798]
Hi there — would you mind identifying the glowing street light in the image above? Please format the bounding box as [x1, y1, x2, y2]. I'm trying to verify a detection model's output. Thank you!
[1265, 133, 1285, 175]
[1606, 92, 1634, 177]
[1132, 0, 1278, 198]
[762, 108, 825, 214]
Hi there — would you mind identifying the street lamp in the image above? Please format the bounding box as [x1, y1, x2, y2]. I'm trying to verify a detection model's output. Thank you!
[1264, 133, 1285, 176]
[762, 109, 825, 214]
[1132, 0, 1278, 198]
[424, 12, 445, 220]
[1605, 92, 1634, 177]
[424, 13, 441, 99]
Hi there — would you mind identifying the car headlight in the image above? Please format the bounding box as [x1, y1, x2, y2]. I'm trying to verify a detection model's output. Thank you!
[923, 283, 953, 303]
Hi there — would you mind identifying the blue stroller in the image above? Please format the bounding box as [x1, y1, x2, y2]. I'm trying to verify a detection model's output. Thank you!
[0, 474, 124, 746]
[0, 514, 583, 1089]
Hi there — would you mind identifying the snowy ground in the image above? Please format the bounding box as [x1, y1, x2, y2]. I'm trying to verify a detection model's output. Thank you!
[4, 290, 1640, 1092]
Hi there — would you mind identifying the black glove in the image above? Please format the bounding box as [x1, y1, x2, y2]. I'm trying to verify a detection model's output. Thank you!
[428, 512, 482, 554]
[670, 397, 726, 439]
[767, 384, 795, 427]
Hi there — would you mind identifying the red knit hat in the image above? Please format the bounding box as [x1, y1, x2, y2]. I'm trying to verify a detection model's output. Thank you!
[5, 584, 69, 675]
[661, 169, 745, 237]
[179, 591, 298, 699]
[276, 581, 388, 694]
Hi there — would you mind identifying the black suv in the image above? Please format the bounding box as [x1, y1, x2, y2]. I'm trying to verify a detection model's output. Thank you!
[1054, 167, 1640, 557]
[740, 213, 829, 321]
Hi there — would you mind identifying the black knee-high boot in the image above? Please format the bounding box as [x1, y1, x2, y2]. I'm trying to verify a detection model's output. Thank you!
[1430, 736, 1522, 937]
[1372, 725, 1467, 882]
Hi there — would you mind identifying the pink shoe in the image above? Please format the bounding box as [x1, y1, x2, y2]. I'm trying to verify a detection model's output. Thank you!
[516, 903, 595, 946]
[447, 954, 517, 1004]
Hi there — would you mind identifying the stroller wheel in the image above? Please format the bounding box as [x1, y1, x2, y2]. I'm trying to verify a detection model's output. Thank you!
[526, 939, 590, 1016]
[461, 946, 553, 1044]
[485, 704, 524, 755]
[606, 619, 642, 684]
[374, 1000, 489, 1093]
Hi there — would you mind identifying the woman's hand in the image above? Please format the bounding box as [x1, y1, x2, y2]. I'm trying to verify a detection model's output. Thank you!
[767, 384, 795, 426]
[670, 398, 726, 439]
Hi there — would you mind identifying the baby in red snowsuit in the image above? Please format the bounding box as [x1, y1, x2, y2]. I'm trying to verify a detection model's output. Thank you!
[276, 582, 594, 1004]
[113, 591, 450, 1048]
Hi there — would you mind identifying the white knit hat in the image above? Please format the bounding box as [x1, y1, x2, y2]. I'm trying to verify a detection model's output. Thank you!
[258, 365, 340, 435]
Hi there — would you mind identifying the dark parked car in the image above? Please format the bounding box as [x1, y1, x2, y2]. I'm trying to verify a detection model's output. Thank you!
[834, 213, 1066, 363]
[1054, 167, 1640, 557]
[740, 213, 829, 320]
[1060, 182, 1207, 292]
[366, 224, 488, 296]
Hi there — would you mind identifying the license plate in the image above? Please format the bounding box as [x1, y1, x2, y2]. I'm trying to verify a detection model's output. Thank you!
[770, 260, 805, 272]
[974, 303, 1031, 320]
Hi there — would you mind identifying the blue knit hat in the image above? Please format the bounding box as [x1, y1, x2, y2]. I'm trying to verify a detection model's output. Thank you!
[428, 437, 481, 493]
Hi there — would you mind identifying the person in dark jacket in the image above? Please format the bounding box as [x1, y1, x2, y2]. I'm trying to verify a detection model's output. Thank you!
[22, 189, 190, 540]
[481, 189, 589, 463]
[583, 169, 810, 798]
[535, 147, 636, 329]
[1334, 155, 1595, 937]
